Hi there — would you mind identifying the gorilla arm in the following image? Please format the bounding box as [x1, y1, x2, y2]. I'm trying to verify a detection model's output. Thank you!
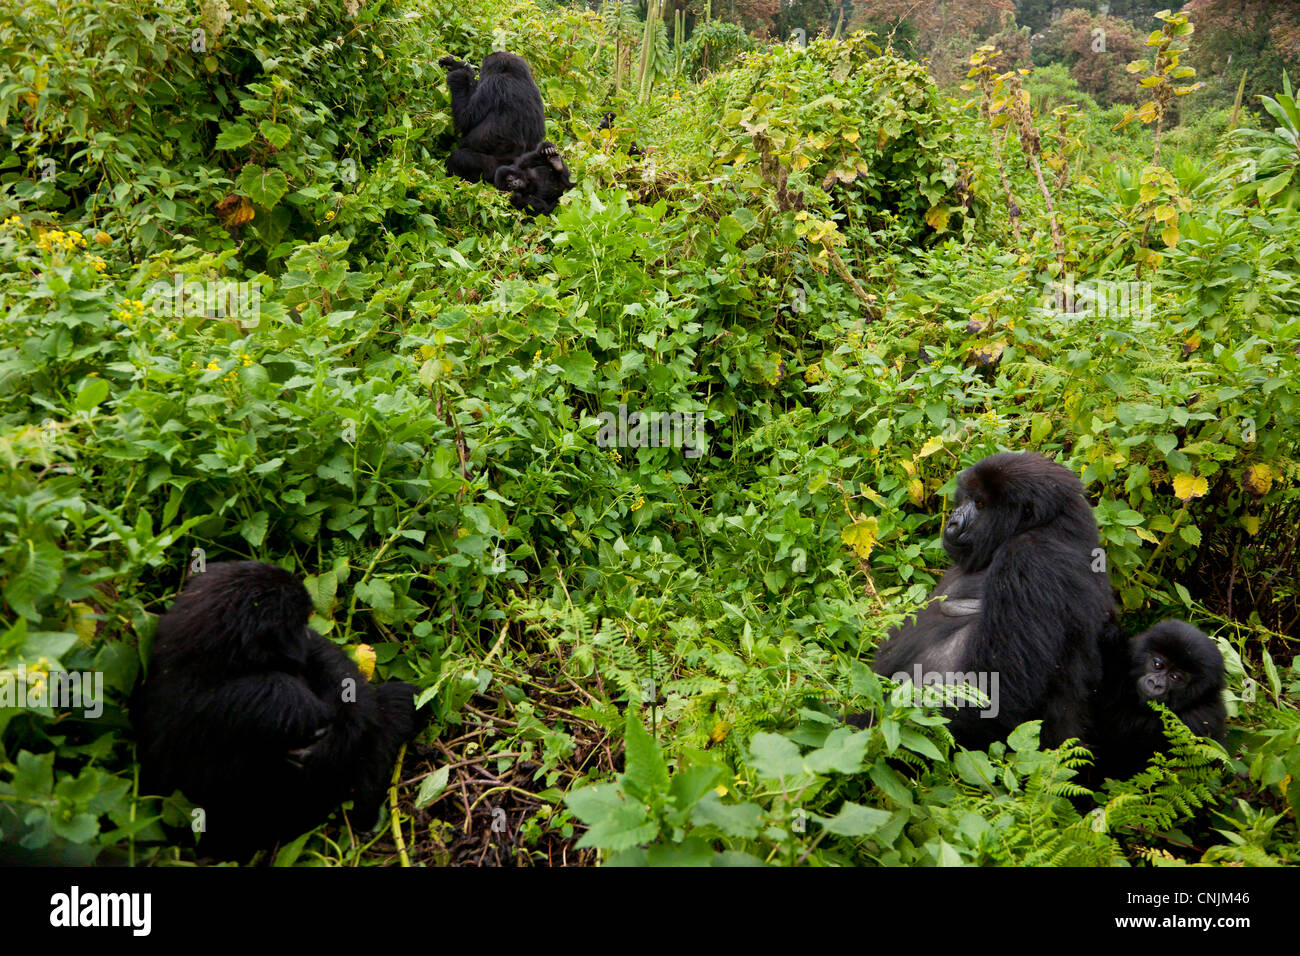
[292, 636, 418, 778]
[207, 673, 332, 741]
[440, 56, 481, 135]
[873, 567, 985, 678]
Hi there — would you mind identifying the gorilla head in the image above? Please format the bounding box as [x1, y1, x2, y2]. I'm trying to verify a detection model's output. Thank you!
[942, 451, 1095, 571]
[1093, 619, 1227, 779]
[175, 562, 314, 672]
[1131, 620, 1225, 732]
[481, 51, 535, 82]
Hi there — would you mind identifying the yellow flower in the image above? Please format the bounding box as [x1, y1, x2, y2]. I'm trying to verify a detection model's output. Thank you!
[630, 496, 645, 512]
[206, 360, 221, 371]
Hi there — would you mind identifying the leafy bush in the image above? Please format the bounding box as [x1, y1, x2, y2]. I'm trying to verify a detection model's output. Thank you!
[1, 0, 1297, 866]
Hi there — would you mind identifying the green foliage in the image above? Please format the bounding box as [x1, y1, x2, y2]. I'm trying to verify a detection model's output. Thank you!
[1, 0, 1297, 866]
[680, 19, 755, 80]
[1226, 73, 1300, 210]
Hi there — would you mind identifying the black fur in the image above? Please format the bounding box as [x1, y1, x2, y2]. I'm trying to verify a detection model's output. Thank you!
[441, 51, 546, 184]
[867, 452, 1118, 748]
[494, 140, 573, 216]
[134, 561, 419, 858]
[1094, 620, 1226, 779]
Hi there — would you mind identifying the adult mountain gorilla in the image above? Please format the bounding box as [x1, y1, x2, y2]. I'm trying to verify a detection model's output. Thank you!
[134, 561, 419, 858]
[1094, 620, 1226, 779]
[440, 51, 546, 184]
[869, 452, 1117, 749]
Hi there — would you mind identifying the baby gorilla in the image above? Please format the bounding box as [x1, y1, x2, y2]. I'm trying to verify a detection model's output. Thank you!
[493, 141, 573, 216]
[134, 561, 419, 858]
[1095, 620, 1226, 779]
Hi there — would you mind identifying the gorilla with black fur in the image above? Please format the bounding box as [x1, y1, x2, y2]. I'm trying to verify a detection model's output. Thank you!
[494, 140, 573, 216]
[440, 51, 546, 184]
[1093, 620, 1226, 779]
[865, 452, 1117, 749]
[134, 561, 419, 858]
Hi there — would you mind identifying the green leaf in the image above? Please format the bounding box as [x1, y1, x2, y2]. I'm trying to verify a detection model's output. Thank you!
[1006, 721, 1042, 752]
[239, 165, 290, 208]
[805, 727, 870, 774]
[13, 750, 54, 799]
[215, 121, 255, 149]
[4, 540, 63, 620]
[259, 120, 292, 149]
[898, 728, 943, 761]
[566, 783, 656, 851]
[747, 732, 806, 780]
[690, 791, 762, 838]
[51, 812, 99, 843]
[414, 765, 450, 809]
[645, 836, 714, 866]
[667, 763, 724, 819]
[820, 801, 891, 837]
[622, 707, 669, 801]
[74, 376, 110, 411]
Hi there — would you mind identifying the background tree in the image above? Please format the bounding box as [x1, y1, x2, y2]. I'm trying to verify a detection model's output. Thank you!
[850, 0, 1019, 86]
[1015, 1, 1172, 35]
[1184, 0, 1300, 104]
[1031, 8, 1143, 105]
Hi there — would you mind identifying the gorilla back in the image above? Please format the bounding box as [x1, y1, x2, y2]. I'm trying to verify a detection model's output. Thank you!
[871, 452, 1117, 749]
[134, 561, 419, 858]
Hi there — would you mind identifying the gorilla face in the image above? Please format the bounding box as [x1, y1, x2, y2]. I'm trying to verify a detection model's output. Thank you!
[1131, 620, 1224, 709]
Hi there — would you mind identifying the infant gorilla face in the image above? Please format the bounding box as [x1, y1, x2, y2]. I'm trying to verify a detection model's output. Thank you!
[1130, 620, 1223, 708]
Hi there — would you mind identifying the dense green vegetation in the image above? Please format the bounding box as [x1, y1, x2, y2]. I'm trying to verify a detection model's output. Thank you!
[0, 0, 1297, 866]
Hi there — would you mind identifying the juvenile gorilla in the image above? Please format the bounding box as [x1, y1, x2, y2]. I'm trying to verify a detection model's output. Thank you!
[1094, 620, 1226, 779]
[134, 561, 419, 858]
[598, 111, 644, 157]
[493, 140, 573, 216]
[441, 51, 546, 184]
[867, 452, 1117, 748]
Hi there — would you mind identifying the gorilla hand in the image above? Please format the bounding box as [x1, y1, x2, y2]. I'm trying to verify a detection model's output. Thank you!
[286, 725, 330, 770]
